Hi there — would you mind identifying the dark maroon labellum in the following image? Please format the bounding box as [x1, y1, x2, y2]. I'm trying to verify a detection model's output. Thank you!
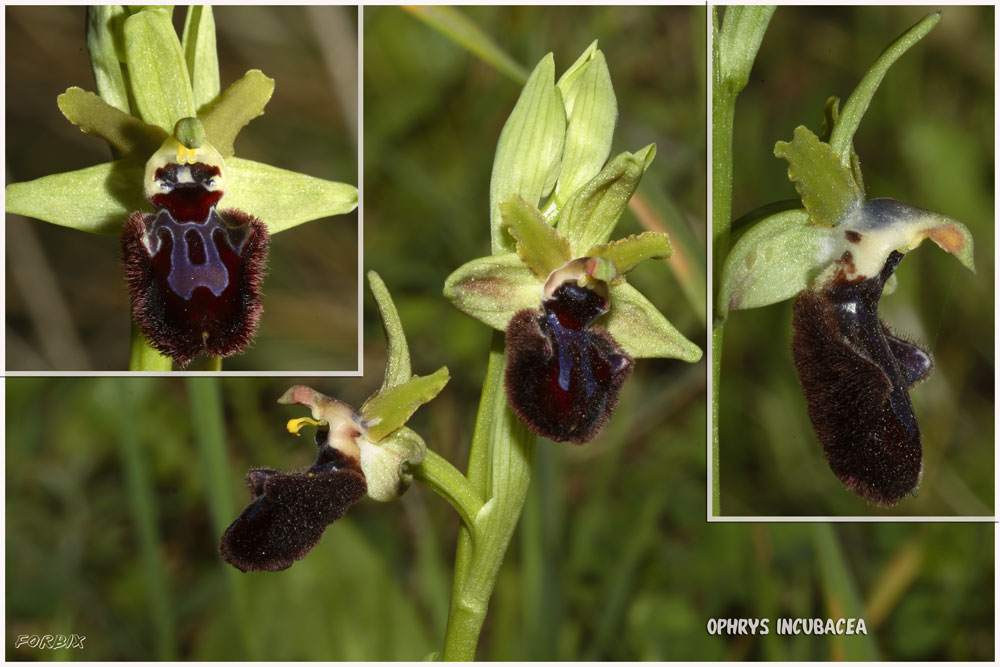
[792, 250, 932, 506]
[505, 281, 633, 444]
[121, 162, 269, 366]
[220, 432, 367, 572]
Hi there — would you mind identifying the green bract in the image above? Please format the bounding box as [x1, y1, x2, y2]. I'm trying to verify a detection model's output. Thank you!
[446, 45, 702, 364]
[281, 272, 449, 503]
[5, 5, 357, 237]
[717, 11, 974, 320]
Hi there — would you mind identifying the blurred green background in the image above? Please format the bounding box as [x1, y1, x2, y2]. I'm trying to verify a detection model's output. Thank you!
[6, 377, 993, 660]
[5, 5, 995, 663]
[5, 6, 359, 371]
[717, 6, 994, 516]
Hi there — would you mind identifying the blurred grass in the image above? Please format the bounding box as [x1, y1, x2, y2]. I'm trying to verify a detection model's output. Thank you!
[5, 378, 994, 660]
[718, 6, 994, 516]
[5, 6, 359, 371]
[4, 6, 995, 663]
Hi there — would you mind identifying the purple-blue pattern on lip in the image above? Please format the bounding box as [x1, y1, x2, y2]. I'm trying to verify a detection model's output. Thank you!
[121, 161, 269, 366]
[505, 280, 632, 444]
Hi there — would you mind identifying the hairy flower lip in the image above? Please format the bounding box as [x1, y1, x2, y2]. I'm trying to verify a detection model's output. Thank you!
[793, 249, 932, 506]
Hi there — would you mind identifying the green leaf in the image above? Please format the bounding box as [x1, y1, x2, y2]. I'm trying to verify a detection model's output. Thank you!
[86, 6, 131, 113]
[829, 11, 940, 169]
[604, 282, 701, 362]
[362, 368, 450, 443]
[555, 145, 654, 255]
[500, 195, 570, 280]
[221, 158, 357, 234]
[774, 126, 863, 228]
[443, 253, 541, 331]
[404, 6, 528, 84]
[123, 8, 196, 131]
[586, 231, 672, 278]
[551, 48, 616, 209]
[489, 54, 566, 254]
[5, 159, 147, 235]
[717, 209, 830, 317]
[366, 271, 412, 392]
[181, 5, 220, 111]
[57, 87, 167, 162]
[198, 70, 275, 158]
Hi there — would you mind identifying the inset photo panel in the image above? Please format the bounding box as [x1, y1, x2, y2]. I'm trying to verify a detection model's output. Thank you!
[5, 5, 360, 372]
[711, 5, 993, 518]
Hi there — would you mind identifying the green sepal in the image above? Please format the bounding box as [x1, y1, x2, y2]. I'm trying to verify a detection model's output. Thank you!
[198, 70, 275, 159]
[361, 367, 450, 443]
[500, 195, 570, 280]
[86, 6, 131, 113]
[774, 126, 862, 228]
[717, 208, 830, 318]
[181, 5, 220, 111]
[603, 282, 702, 362]
[555, 144, 654, 255]
[551, 47, 616, 210]
[360, 426, 427, 502]
[489, 53, 566, 254]
[443, 253, 541, 331]
[365, 271, 412, 393]
[123, 8, 196, 132]
[829, 12, 941, 169]
[57, 87, 167, 162]
[220, 158, 358, 233]
[586, 231, 672, 281]
[5, 160, 147, 235]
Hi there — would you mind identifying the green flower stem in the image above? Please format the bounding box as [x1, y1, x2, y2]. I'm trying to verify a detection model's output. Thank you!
[442, 333, 536, 660]
[413, 449, 485, 532]
[711, 6, 774, 516]
[129, 322, 173, 371]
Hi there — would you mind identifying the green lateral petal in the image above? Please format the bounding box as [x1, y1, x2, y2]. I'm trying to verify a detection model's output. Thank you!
[774, 126, 862, 228]
[181, 5, 220, 111]
[198, 70, 275, 159]
[86, 6, 131, 113]
[717, 209, 831, 317]
[489, 53, 566, 254]
[443, 253, 541, 331]
[500, 195, 571, 279]
[123, 8, 196, 131]
[604, 283, 702, 362]
[221, 158, 357, 234]
[586, 231, 672, 278]
[829, 12, 941, 169]
[556, 145, 654, 255]
[364, 271, 412, 403]
[362, 368, 450, 443]
[5, 160, 147, 235]
[552, 49, 616, 209]
[57, 87, 167, 162]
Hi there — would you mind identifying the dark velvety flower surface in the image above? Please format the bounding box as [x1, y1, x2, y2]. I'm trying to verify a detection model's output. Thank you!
[121, 160, 269, 366]
[220, 434, 367, 572]
[792, 250, 932, 505]
[505, 280, 632, 444]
